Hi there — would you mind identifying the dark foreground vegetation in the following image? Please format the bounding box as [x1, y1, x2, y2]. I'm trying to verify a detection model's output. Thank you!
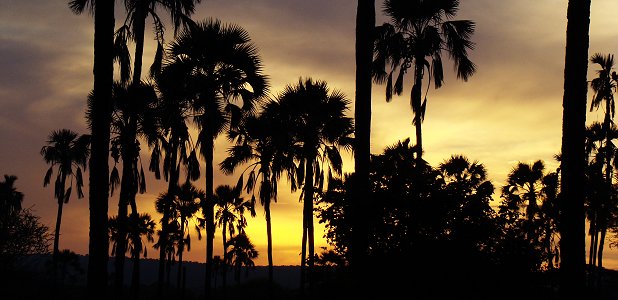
[3, 255, 618, 300]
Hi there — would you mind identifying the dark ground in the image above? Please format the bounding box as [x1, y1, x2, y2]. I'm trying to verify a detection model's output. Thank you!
[3, 255, 618, 300]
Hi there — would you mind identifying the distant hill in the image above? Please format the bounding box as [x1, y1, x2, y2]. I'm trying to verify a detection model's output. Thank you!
[17, 254, 301, 291]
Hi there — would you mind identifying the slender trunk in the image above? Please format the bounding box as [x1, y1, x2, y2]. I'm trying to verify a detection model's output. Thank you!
[177, 215, 186, 289]
[592, 230, 599, 266]
[588, 213, 596, 265]
[132, 1, 146, 85]
[352, 0, 374, 277]
[598, 227, 606, 268]
[300, 214, 307, 291]
[88, 0, 114, 297]
[413, 62, 424, 159]
[115, 146, 133, 295]
[204, 134, 215, 300]
[265, 200, 274, 298]
[159, 138, 179, 295]
[559, 0, 590, 298]
[302, 156, 315, 292]
[53, 176, 66, 258]
[129, 208, 140, 299]
[222, 222, 228, 300]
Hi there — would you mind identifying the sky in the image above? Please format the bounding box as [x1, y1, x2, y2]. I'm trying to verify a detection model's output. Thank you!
[2, 0, 618, 267]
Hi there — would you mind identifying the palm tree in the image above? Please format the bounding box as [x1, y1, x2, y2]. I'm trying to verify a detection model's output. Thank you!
[108, 80, 160, 293]
[372, 0, 476, 159]
[273, 78, 353, 290]
[165, 18, 268, 297]
[220, 112, 297, 291]
[119, 0, 201, 86]
[172, 181, 204, 291]
[588, 53, 618, 269]
[41, 129, 90, 263]
[560, 0, 590, 296]
[150, 61, 201, 292]
[226, 232, 258, 285]
[351, 0, 375, 281]
[499, 160, 561, 270]
[0, 175, 23, 217]
[214, 184, 254, 295]
[68, 0, 115, 295]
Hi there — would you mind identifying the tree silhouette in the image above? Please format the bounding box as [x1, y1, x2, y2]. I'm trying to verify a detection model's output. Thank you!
[214, 184, 254, 296]
[560, 0, 591, 296]
[0, 175, 23, 217]
[220, 111, 297, 293]
[68, 0, 115, 296]
[107, 80, 159, 295]
[164, 18, 268, 298]
[150, 60, 201, 294]
[351, 0, 375, 287]
[226, 232, 258, 285]
[588, 53, 618, 269]
[41, 129, 90, 269]
[172, 181, 203, 292]
[373, 0, 476, 159]
[272, 78, 353, 290]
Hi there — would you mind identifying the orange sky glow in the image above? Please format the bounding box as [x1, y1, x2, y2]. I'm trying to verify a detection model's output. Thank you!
[2, 0, 618, 267]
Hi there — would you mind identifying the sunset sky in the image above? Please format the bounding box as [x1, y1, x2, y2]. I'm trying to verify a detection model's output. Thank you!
[2, 0, 618, 267]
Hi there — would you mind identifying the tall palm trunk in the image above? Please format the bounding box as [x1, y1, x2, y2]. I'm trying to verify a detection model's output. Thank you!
[53, 175, 67, 258]
[204, 134, 215, 300]
[598, 106, 613, 268]
[221, 222, 228, 299]
[351, 0, 374, 276]
[177, 213, 186, 290]
[412, 61, 424, 159]
[300, 155, 315, 291]
[88, 0, 114, 298]
[115, 135, 135, 294]
[159, 138, 179, 294]
[264, 195, 274, 295]
[559, 0, 590, 297]
[132, 0, 147, 85]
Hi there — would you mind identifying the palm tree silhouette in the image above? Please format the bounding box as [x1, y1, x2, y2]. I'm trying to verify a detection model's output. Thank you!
[108, 80, 160, 294]
[226, 232, 258, 285]
[273, 78, 353, 290]
[172, 181, 203, 292]
[584, 121, 618, 268]
[499, 160, 560, 268]
[165, 18, 268, 298]
[0, 175, 23, 217]
[41, 129, 90, 263]
[351, 0, 375, 282]
[220, 111, 297, 292]
[588, 53, 618, 269]
[119, 0, 201, 86]
[68, 0, 115, 295]
[150, 61, 201, 293]
[560, 0, 591, 296]
[214, 184, 254, 296]
[373, 0, 476, 159]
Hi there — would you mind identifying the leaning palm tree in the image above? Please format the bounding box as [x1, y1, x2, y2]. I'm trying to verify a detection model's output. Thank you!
[68, 0, 115, 293]
[588, 53, 618, 269]
[165, 18, 268, 297]
[220, 112, 297, 291]
[273, 78, 354, 290]
[373, 0, 476, 159]
[41, 129, 90, 262]
[214, 184, 254, 295]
